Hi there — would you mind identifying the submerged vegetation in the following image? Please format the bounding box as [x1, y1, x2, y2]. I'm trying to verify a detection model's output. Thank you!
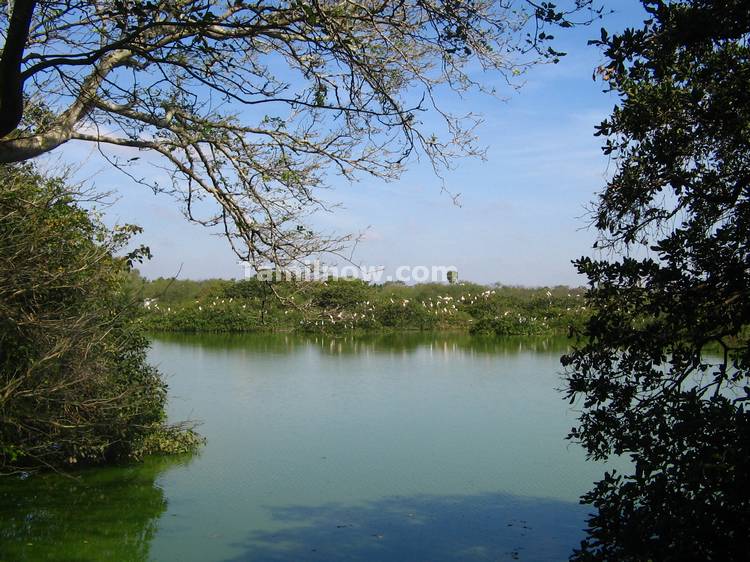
[135, 276, 589, 336]
[0, 165, 201, 473]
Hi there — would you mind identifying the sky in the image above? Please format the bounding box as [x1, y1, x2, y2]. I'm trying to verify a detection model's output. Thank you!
[39, 0, 647, 287]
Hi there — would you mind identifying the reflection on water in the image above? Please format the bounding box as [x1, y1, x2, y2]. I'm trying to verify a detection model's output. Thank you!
[0, 333, 611, 562]
[0, 454, 194, 561]
[152, 331, 573, 357]
[225, 492, 587, 562]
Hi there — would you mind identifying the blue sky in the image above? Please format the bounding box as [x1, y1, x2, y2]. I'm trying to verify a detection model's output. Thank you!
[41, 1, 646, 286]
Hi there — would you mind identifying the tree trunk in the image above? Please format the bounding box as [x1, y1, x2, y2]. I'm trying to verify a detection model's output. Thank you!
[0, 0, 37, 138]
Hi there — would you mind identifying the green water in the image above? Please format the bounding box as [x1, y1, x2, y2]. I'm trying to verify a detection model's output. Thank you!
[0, 333, 618, 561]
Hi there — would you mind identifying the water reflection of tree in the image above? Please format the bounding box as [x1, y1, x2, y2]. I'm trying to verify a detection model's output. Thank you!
[0, 454, 192, 561]
[224, 492, 588, 562]
[151, 333, 573, 357]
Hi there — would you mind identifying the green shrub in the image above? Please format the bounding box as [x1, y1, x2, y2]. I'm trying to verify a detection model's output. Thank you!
[375, 300, 437, 330]
[0, 164, 200, 472]
[311, 278, 372, 309]
[138, 276, 589, 336]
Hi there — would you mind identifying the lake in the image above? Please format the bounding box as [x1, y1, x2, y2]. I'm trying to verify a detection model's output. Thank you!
[0, 333, 617, 561]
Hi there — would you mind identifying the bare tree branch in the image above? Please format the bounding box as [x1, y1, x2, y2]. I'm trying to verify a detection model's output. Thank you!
[1, 0, 596, 267]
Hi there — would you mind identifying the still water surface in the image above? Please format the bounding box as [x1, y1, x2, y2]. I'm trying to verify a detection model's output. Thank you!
[0, 334, 617, 561]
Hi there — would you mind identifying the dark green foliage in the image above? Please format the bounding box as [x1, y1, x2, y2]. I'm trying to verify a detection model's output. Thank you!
[563, 2, 750, 559]
[0, 165, 200, 472]
[140, 277, 588, 335]
[469, 290, 588, 336]
[310, 278, 372, 310]
[141, 300, 302, 333]
[470, 316, 547, 336]
[221, 278, 271, 300]
[129, 274, 231, 305]
[374, 300, 438, 330]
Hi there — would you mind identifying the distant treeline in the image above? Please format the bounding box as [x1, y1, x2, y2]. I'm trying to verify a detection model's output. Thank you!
[132, 273, 589, 336]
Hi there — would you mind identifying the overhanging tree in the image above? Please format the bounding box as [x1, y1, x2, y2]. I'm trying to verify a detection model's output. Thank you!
[563, 1, 750, 560]
[0, 0, 594, 267]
